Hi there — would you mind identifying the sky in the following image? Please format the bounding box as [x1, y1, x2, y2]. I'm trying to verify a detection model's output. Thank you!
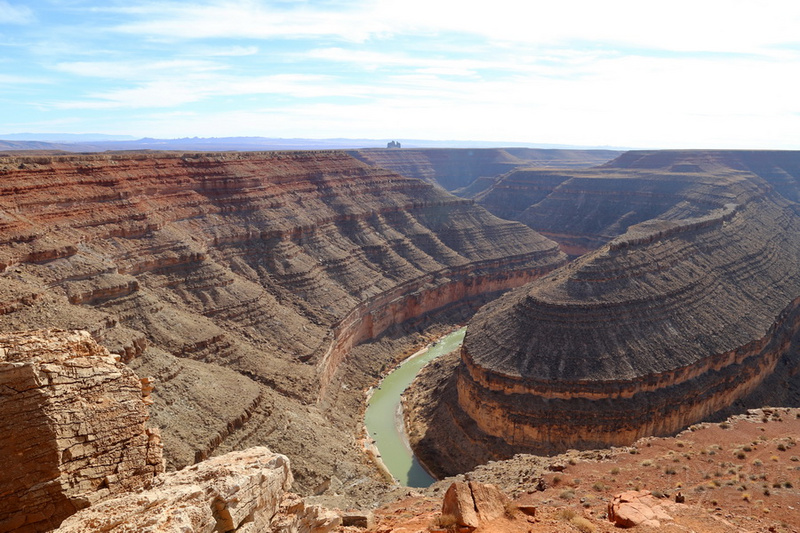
[1, 0, 799, 148]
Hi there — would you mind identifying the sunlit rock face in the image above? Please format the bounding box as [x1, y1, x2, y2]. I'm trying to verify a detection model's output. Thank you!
[456, 151, 800, 454]
[0, 150, 565, 485]
[0, 329, 163, 532]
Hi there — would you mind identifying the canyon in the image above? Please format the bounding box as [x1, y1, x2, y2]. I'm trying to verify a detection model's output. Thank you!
[2, 147, 800, 530]
[0, 149, 572, 526]
[406, 149, 800, 476]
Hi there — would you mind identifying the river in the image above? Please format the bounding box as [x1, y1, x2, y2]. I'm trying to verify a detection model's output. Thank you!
[364, 327, 466, 487]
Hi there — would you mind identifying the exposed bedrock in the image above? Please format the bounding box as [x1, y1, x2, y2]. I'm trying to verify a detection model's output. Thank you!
[349, 147, 618, 196]
[452, 186, 800, 456]
[474, 150, 798, 255]
[0, 151, 564, 489]
[0, 329, 163, 532]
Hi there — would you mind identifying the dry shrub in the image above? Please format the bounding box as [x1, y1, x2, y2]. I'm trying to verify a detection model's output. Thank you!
[571, 516, 596, 533]
[434, 513, 458, 530]
[503, 500, 518, 519]
[558, 508, 577, 520]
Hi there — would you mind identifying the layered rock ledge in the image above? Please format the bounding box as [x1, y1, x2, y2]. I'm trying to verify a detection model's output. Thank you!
[58, 447, 341, 533]
[455, 185, 800, 454]
[0, 329, 163, 532]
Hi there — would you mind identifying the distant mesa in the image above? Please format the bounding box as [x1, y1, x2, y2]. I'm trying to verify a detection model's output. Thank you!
[387, 140, 402, 149]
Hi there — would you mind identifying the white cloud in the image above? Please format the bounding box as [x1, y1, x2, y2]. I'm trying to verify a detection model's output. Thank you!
[0, 1, 33, 24]
[51, 73, 353, 109]
[102, 0, 800, 55]
[55, 59, 227, 80]
[110, 0, 380, 42]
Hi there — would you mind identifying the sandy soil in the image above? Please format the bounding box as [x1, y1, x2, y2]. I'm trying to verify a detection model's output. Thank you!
[346, 407, 800, 532]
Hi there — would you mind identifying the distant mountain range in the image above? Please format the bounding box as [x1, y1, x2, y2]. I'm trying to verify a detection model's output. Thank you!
[0, 135, 627, 153]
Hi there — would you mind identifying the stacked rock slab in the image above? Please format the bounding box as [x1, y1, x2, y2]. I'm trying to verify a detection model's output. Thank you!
[58, 447, 341, 533]
[0, 329, 163, 532]
[457, 171, 800, 453]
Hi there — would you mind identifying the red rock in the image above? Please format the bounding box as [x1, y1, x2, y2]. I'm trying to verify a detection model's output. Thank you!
[441, 481, 511, 529]
[608, 490, 672, 528]
[442, 482, 480, 528]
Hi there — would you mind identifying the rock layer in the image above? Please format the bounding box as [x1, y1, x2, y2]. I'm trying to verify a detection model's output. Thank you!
[0, 151, 564, 489]
[475, 150, 800, 255]
[350, 148, 618, 196]
[452, 151, 800, 456]
[0, 329, 163, 532]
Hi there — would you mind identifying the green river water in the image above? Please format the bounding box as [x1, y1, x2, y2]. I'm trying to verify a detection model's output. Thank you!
[364, 327, 466, 487]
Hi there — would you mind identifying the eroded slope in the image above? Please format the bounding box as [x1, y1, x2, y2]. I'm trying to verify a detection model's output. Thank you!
[476, 150, 800, 255]
[0, 151, 564, 494]
[350, 148, 618, 196]
[410, 152, 800, 473]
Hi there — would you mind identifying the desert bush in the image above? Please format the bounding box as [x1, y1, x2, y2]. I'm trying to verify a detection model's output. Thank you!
[571, 516, 596, 532]
[503, 500, 518, 519]
[434, 513, 458, 530]
[559, 508, 577, 520]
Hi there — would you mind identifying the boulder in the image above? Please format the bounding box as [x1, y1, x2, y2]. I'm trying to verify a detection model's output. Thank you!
[441, 481, 510, 529]
[340, 510, 375, 529]
[608, 490, 672, 528]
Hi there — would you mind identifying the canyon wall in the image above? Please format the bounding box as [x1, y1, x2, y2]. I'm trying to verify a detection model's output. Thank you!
[474, 151, 798, 255]
[0, 329, 163, 532]
[0, 151, 564, 490]
[447, 153, 800, 457]
[349, 148, 618, 196]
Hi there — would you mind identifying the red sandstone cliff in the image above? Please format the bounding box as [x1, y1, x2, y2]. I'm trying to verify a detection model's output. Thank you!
[0, 151, 564, 492]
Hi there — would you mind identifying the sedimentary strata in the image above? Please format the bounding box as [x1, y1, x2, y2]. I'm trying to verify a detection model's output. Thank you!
[475, 150, 800, 255]
[453, 159, 800, 457]
[0, 329, 163, 532]
[0, 151, 564, 491]
[349, 148, 618, 195]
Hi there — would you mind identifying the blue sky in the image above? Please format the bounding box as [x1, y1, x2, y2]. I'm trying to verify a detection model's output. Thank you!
[1, 0, 799, 148]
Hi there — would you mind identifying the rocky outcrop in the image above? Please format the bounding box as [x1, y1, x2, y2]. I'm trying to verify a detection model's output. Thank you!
[58, 447, 341, 533]
[440, 481, 509, 529]
[0, 329, 163, 533]
[349, 148, 618, 195]
[608, 490, 673, 528]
